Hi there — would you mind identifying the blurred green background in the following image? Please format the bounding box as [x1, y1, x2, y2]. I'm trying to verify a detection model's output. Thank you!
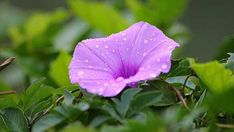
[0, 0, 234, 91]
[1, 0, 234, 60]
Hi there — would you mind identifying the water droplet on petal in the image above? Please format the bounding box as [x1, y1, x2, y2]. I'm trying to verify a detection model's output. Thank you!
[97, 82, 100, 85]
[121, 32, 126, 36]
[78, 71, 84, 75]
[116, 77, 124, 82]
[143, 53, 147, 57]
[92, 89, 96, 93]
[156, 58, 161, 62]
[123, 38, 127, 41]
[161, 64, 167, 69]
[103, 39, 106, 42]
[105, 45, 108, 49]
[144, 39, 148, 44]
[95, 45, 99, 48]
[85, 59, 88, 63]
[104, 83, 109, 86]
[88, 66, 92, 68]
[149, 73, 156, 77]
[168, 46, 173, 49]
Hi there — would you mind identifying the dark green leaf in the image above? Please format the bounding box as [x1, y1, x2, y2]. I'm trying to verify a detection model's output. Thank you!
[32, 113, 64, 132]
[0, 108, 29, 132]
[112, 88, 141, 117]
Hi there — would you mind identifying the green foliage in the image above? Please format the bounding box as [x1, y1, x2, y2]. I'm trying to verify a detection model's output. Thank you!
[192, 61, 234, 93]
[68, 0, 129, 35]
[0, 108, 29, 132]
[49, 51, 71, 86]
[216, 36, 234, 59]
[126, 0, 188, 28]
[1, 0, 234, 132]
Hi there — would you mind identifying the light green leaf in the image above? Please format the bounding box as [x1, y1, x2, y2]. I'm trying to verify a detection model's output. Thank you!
[225, 53, 234, 72]
[61, 122, 96, 132]
[192, 61, 234, 93]
[49, 51, 71, 86]
[68, 0, 129, 34]
[0, 108, 29, 132]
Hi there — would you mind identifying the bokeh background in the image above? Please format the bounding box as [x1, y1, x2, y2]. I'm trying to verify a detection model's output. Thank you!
[0, 0, 234, 90]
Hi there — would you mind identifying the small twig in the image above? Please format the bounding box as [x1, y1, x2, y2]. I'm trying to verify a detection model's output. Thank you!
[0, 57, 15, 71]
[216, 123, 234, 129]
[170, 86, 190, 110]
[0, 90, 16, 95]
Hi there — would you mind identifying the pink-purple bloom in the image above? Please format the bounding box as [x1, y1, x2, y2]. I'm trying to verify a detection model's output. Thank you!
[69, 22, 179, 97]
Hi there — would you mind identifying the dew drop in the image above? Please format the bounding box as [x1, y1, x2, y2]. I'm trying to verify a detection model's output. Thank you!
[104, 83, 109, 86]
[85, 59, 88, 63]
[97, 82, 100, 85]
[144, 39, 148, 44]
[88, 66, 93, 68]
[121, 32, 126, 36]
[156, 58, 161, 62]
[91, 89, 96, 93]
[103, 39, 106, 42]
[149, 73, 157, 77]
[105, 45, 108, 49]
[116, 77, 124, 82]
[78, 71, 84, 75]
[123, 38, 127, 41]
[161, 64, 167, 69]
[95, 45, 99, 48]
[168, 46, 173, 49]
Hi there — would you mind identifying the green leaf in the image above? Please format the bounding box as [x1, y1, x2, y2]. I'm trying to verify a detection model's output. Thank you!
[0, 108, 29, 132]
[32, 113, 64, 132]
[20, 78, 54, 111]
[166, 76, 196, 90]
[225, 53, 234, 72]
[192, 61, 234, 93]
[0, 81, 19, 109]
[63, 90, 75, 106]
[53, 85, 79, 96]
[53, 19, 89, 52]
[49, 51, 71, 86]
[112, 88, 141, 117]
[206, 88, 234, 113]
[216, 36, 234, 59]
[126, 0, 187, 27]
[61, 122, 96, 132]
[68, 0, 129, 34]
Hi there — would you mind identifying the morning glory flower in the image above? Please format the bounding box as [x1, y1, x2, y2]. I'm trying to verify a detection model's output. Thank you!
[69, 22, 179, 97]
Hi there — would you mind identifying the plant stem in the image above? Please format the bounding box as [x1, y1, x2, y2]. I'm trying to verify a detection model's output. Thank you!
[170, 86, 190, 110]
[216, 123, 234, 129]
[0, 90, 16, 95]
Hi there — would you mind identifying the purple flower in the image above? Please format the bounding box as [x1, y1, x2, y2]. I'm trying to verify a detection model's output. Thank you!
[69, 22, 179, 97]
